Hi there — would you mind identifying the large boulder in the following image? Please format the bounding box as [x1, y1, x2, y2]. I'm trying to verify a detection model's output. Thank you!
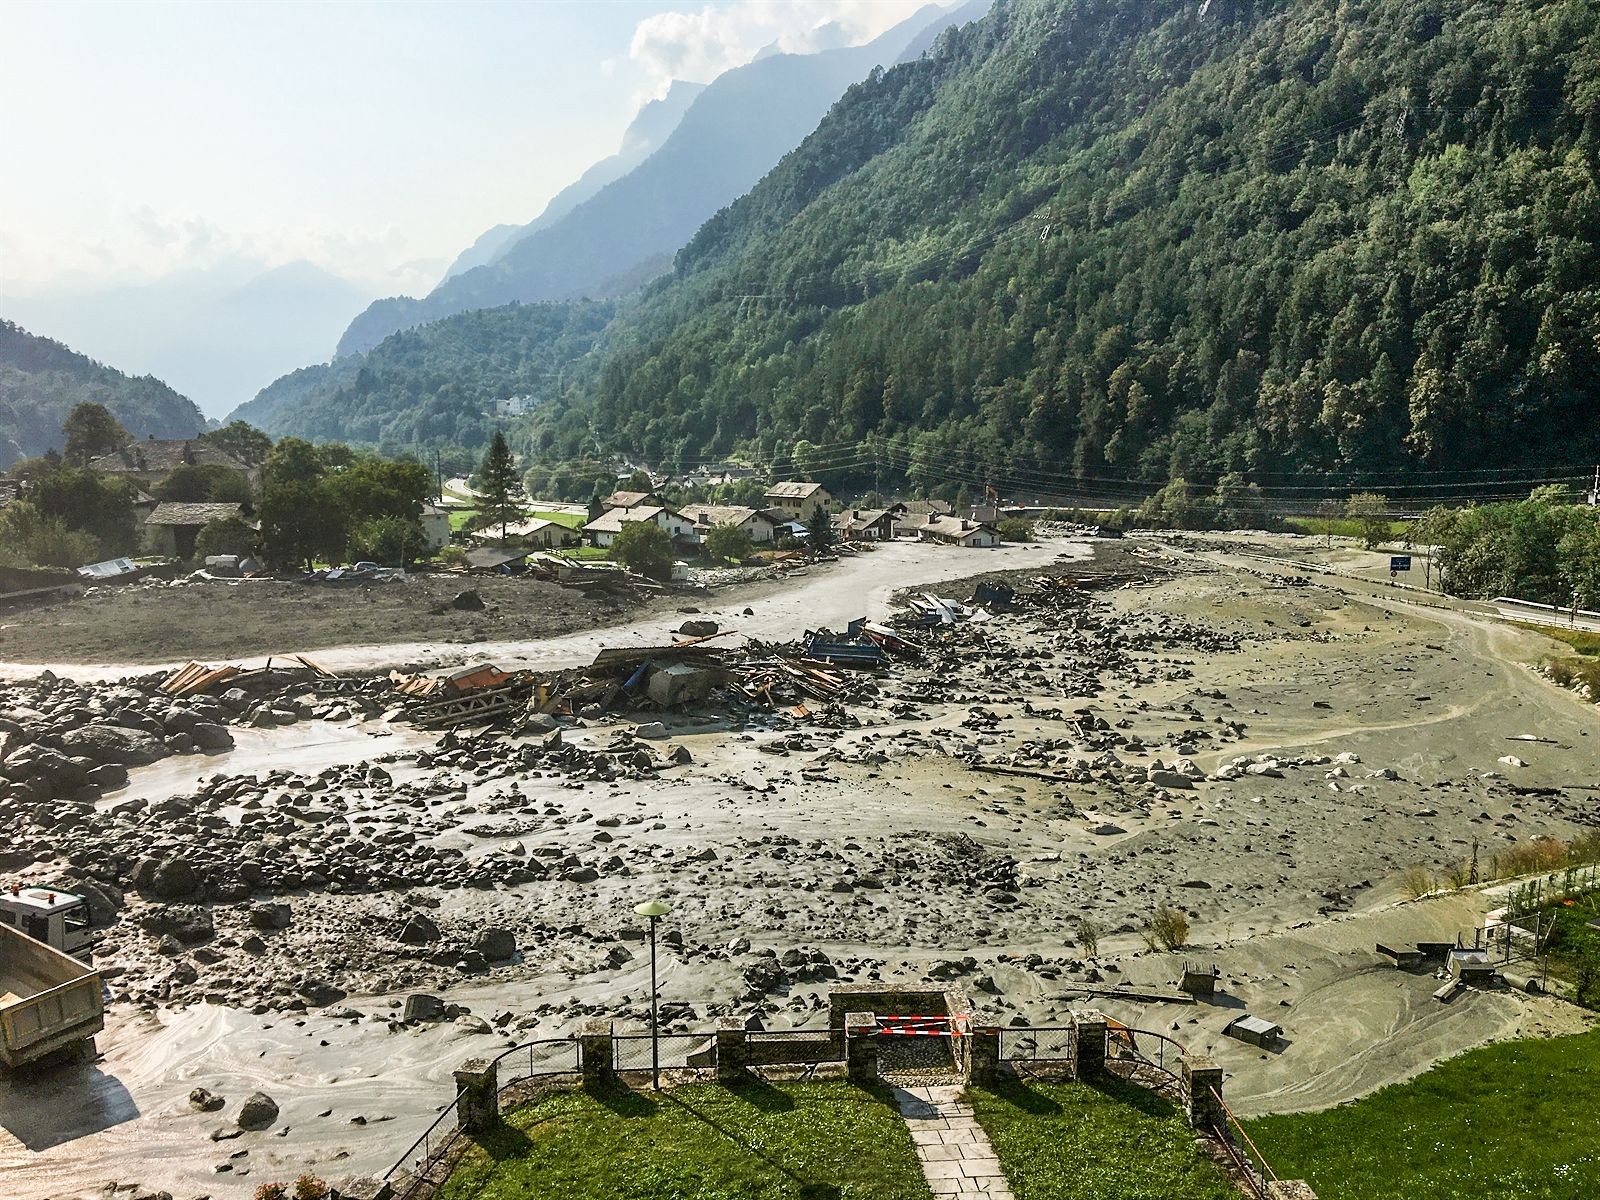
[189, 723, 234, 753]
[236, 1091, 279, 1129]
[248, 902, 292, 931]
[397, 913, 441, 945]
[472, 927, 516, 961]
[403, 994, 446, 1023]
[57, 724, 166, 766]
[149, 856, 200, 900]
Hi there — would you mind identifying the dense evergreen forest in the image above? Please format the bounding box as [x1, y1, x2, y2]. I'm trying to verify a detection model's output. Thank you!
[0, 321, 207, 469]
[233, 301, 614, 462]
[242, 0, 1600, 505]
[541, 0, 1600, 499]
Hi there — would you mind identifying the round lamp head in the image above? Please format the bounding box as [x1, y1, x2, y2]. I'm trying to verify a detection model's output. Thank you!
[634, 899, 673, 919]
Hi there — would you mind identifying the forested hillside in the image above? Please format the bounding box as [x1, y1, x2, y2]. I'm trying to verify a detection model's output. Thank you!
[542, 0, 1600, 497]
[0, 320, 207, 468]
[235, 301, 614, 461]
[331, 5, 958, 358]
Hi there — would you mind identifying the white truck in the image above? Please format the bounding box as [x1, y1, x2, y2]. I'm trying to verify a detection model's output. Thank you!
[0, 884, 104, 1069]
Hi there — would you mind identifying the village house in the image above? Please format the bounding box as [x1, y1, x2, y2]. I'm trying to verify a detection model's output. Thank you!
[763, 481, 833, 523]
[89, 436, 254, 487]
[471, 516, 584, 551]
[581, 504, 695, 549]
[419, 502, 454, 552]
[917, 513, 1001, 548]
[144, 501, 250, 559]
[686, 505, 779, 545]
[832, 508, 897, 542]
[892, 499, 953, 520]
[599, 489, 660, 512]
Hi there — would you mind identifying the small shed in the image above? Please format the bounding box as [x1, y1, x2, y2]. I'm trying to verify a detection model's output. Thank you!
[1223, 1014, 1282, 1048]
[1448, 948, 1496, 986]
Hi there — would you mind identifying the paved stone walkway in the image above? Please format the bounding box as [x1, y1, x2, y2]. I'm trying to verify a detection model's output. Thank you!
[892, 1084, 1015, 1198]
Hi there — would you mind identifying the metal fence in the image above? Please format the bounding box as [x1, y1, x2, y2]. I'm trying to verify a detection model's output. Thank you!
[1209, 1085, 1280, 1200]
[1107, 1025, 1185, 1083]
[495, 1036, 583, 1094]
[612, 1030, 716, 1071]
[998, 1025, 1076, 1065]
[382, 1086, 466, 1200]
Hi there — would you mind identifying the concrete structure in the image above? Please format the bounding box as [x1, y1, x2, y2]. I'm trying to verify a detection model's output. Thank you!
[763, 481, 832, 523]
[579, 1018, 613, 1085]
[143, 501, 248, 559]
[1223, 1014, 1282, 1048]
[918, 514, 1000, 548]
[1181, 1055, 1226, 1130]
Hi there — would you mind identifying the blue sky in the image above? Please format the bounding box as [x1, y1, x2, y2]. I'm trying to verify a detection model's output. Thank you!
[1, 0, 939, 298]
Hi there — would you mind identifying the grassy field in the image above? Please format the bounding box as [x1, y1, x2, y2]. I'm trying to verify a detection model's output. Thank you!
[1281, 516, 1411, 542]
[967, 1077, 1235, 1200]
[438, 1080, 932, 1200]
[1244, 1029, 1600, 1200]
[1514, 623, 1600, 657]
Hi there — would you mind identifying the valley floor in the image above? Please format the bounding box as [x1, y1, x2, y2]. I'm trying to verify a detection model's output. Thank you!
[2, 532, 1597, 1197]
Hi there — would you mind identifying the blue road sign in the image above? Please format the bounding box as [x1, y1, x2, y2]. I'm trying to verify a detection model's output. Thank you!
[1390, 555, 1412, 573]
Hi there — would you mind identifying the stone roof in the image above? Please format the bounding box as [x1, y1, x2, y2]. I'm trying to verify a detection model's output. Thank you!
[144, 501, 246, 528]
[920, 514, 997, 539]
[601, 490, 657, 510]
[583, 505, 670, 534]
[686, 505, 771, 529]
[90, 438, 248, 476]
[764, 481, 828, 500]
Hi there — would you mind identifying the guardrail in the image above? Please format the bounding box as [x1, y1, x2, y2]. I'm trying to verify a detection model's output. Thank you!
[1209, 1085, 1279, 1200]
[382, 1086, 467, 1200]
[1108, 1025, 1185, 1082]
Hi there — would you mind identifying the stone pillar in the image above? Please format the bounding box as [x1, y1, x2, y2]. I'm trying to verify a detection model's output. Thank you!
[452, 1056, 500, 1134]
[1181, 1055, 1226, 1131]
[716, 1017, 749, 1083]
[845, 1012, 878, 1084]
[1266, 1184, 1318, 1200]
[968, 1025, 1000, 1086]
[1073, 1010, 1107, 1078]
[580, 1018, 614, 1086]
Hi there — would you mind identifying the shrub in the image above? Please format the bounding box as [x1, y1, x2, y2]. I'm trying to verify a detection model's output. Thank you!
[997, 517, 1035, 542]
[348, 515, 426, 565]
[1144, 904, 1190, 951]
[0, 502, 101, 568]
[1075, 918, 1101, 957]
[252, 1185, 288, 1200]
[1400, 865, 1435, 899]
[293, 1176, 329, 1200]
[437, 543, 469, 568]
[704, 522, 754, 563]
[612, 520, 674, 579]
[194, 515, 258, 562]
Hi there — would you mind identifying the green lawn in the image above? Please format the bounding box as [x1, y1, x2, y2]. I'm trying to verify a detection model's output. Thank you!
[968, 1078, 1235, 1200]
[1282, 517, 1411, 542]
[1243, 1028, 1600, 1200]
[439, 1080, 932, 1200]
[1514, 623, 1600, 658]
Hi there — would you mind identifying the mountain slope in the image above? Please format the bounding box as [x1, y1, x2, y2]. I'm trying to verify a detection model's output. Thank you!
[438, 81, 707, 285]
[333, 7, 950, 357]
[2, 261, 370, 418]
[0, 320, 207, 468]
[238, 301, 614, 454]
[562, 0, 1600, 492]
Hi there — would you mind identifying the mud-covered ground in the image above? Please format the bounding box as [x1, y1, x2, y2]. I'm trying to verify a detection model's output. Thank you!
[3, 532, 1598, 1199]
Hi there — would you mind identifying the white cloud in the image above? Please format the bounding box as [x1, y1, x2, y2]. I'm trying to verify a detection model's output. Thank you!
[628, 0, 946, 101]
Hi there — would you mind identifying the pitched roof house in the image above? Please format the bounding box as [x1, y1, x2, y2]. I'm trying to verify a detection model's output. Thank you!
[686, 505, 779, 544]
[582, 504, 695, 548]
[600, 489, 660, 511]
[144, 501, 250, 559]
[762, 481, 832, 522]
[90, 437, 252, 483]
[917, 514, 1001, 548]
[832, 508, 897, 541]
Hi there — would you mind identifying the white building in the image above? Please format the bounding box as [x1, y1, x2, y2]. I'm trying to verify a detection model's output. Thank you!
[582, 504, 696, 549]
[917, 514, 1001, 548]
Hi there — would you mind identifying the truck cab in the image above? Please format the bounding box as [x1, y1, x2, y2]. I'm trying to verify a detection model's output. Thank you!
[0, 886, 94, 961]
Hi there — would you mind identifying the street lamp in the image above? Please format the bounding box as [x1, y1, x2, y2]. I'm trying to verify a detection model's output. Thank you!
[633, 898, 673, 1090]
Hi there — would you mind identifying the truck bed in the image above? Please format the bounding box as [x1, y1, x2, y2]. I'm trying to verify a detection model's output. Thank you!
[0, 925, 104, 1069]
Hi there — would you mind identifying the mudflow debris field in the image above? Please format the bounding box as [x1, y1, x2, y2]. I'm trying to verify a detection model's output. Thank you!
[1, 534, 1597, 1197]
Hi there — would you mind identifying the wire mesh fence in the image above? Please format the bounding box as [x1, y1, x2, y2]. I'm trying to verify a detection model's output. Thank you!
[495, 1037, 582, 1093]
[612, 1030, 716, 1071]
[998, 1025, 1076, 1064]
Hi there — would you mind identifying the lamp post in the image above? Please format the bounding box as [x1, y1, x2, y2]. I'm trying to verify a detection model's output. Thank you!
[633, 898, 673, 1090]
